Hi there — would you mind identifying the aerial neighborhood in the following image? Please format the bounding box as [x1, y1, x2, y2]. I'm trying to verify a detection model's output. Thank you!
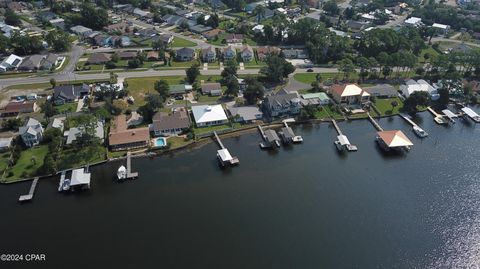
[0, 0, 479, 183]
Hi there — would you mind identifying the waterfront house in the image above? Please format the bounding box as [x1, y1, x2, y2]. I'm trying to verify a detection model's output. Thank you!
[256, 46, 281, 61]
[152, 108, 191, 136]
[201, 83, 222, 96]
[65, 121, 105, 145]
[223, 46, 236, 61]
[263, 89, 302, 117]
[19, 118, 44, 147]
[1, 101, 38, 117]
[330, 84, 370, 105]
[201, 46, 216, 62]
[300, 92, 331, 106]
[400, 79, 437, 98]
[191, 105, 228, 127]
[87, 53, 112, 64]
[364, 84, 398, 98]
[227, 106, 263, 123]
[108, 115, 150, 151]
[53, 84, 90, 105]
[175, 47, 195, 62]
[241, 45, 254, 62]
[0, 54, 23, 72]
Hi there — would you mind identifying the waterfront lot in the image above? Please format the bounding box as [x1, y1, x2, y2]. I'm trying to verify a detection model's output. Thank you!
[374, 97, 404, 116]
[2, 145, 48, 182]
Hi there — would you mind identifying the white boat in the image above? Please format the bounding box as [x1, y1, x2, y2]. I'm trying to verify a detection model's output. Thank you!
[292, 136, 303, 143]
[413, 126, 428, 138]
[62, 178, 71, 191]
[117, 165, 127, 180]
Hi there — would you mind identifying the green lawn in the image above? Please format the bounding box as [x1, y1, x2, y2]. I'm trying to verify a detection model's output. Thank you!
[56, 102, 77, 113]
[57, 145, 106, 170]
[193, 123, 234, 135]
[171, 59, 201, 68]
[294, 73, 346, 84]
[0, 151, 10, 175]
[374, 97, 404, 116]
[313, 105, 344, 120]
[4, 145, 48, 181]
[418, 46, 440, 64]
[196, 94, 221, 103]
[167, 136, 192, 149]
[125, 76, 187, 107]
[171, 37, 197, 47]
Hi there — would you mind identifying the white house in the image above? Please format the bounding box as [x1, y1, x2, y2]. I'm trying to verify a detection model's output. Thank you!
[19, 118, 44, 147]
[404, 17, 422, 27]
[432, 23, 450, 35]
[400, 79, 437, 98]
[191, 105, 229, 127]
[0, 54, 23, 72]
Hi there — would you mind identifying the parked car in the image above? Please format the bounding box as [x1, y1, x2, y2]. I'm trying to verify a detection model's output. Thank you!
[306, 68, 314, 72]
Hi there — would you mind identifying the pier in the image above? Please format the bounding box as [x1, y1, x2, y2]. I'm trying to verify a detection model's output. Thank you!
[258, 126, 280, 149]
[18, 177, 39, 202]
[367, 113, 384, 131]
[461, 107, 480, 123]
[280, 119, 303, 144]
[399, 114, 428, 138]
[441, 109, 458, 123]
[427, 107, 449, 125]
[331, 119, 357, 152]
[58, 171, 68, 192]
[213, 131, 239, 166]
[126, 151, 138, 179]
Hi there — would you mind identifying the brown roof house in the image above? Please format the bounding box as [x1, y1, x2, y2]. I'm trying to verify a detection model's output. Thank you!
[201, 46, 216, 63]
[118, 51, 137, 60]
[225, 33, 244, 44]
[329, 84, 370, 105]
[147, 51, 159, 61]
[202, 28, 223, 40]
[152, 108, 191, 136]
[108, 114, 150, 151]
[2, 101, 38, 117]
[256, 46, 281, 61]
[201, 83, 222, 96]
[87, 53, 112, 64]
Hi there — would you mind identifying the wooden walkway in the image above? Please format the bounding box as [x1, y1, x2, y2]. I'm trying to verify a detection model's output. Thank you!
[126, 152, 138, 179]
[367, 113, 384, 131]
[18, 177, 39, 202]
[331, 119, 343, 135]
[213, 131, 225, 149]
[399, 113, 418, 127]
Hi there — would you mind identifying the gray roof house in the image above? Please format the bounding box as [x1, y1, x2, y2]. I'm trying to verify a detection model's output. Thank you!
[65, 121, 105, 145]
[17, 53, 58, 71]
[202, 46, 216, 62]
[364, 84, 398, 98]
[227, 106, 263, 123]
[175, 47, 195, 62]
[19, 118, 44, 147]
[53, 84, 90, 105]
[152, 108, 191, 136]
[263, 89, 302, 117]
[70, 25, 93, 38]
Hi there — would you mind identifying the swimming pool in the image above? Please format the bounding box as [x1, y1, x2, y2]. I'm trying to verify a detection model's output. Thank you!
[154, 137, 167, 147]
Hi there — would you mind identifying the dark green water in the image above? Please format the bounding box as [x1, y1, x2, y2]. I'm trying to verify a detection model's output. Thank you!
[1, 111, 480, 268]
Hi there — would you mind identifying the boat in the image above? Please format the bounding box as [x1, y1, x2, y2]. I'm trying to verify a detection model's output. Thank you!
[292, 136, 303, 143]
[62, 178, 71, 191]
[117, 165, 127, 180]
[412, 126, 428, 138]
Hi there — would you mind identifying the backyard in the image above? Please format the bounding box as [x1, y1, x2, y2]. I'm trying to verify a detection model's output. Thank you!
[2, 145, 48, 182]
[171, 37, 197, 47]
[374, 97, 404, 116]
[57, 145, 106, 171]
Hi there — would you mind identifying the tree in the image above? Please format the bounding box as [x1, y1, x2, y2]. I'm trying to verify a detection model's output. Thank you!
[403, 91, 430, 114]
[300, 105, 318, 119]
[390, 100, 398, 113]
[323, 0, 339, 16]
[260, 55, 295, 83]
[206, 13, 219, 28]
[243, 78, 265, 105]
[224, 76, 239, 97]
[0, 35, 10, 54]
[41, 102, 57, 118]
[154, 79, 170, 99]
[196, 15, 205, 25]
[50, 78, 56, 88]
[186, 63, 200, 84]
[437, 87, 450, 108]
[5, 9, 22, 26]
[42, 155, 57, 174]
[253, 5, 266, 22]
[356, 56, 370, 81]
[221, 59, 238, 79]
[2, 118, 22, 131]
[45, 30, 71, 52]
[338, 58, 356, 80]
[138, 94, 163, 122]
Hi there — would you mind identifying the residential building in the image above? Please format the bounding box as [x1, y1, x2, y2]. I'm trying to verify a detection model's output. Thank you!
[147, 51, 159, 61]
[1, 101, 38, 117]
[227, 106, 263, 123]
[241, 45, 254, 62]
[175, 47, 195, 61]
[282, 49, 308, 59]
[191, 105, 229, 127]
[404, 17, 422, 27]
[70, 25, 93, 38]
[47, 116, 66, 131]
[400, 79, 437, 98]
[263, 89, 302, 117]
[300, 92, 331, 106]
[104, 22, 129, 34]
[201, 83, 222, 96]
[65, 121, 105, 145]
[330, 84, 370, 104]
[108, 115, 150, 151]
[17, 53, 58, 71]
[225, 33, 244, 43]
[202, 46, 216, 62]
[152, 108, 191, 136]
[0, 54, 23, 72]
[256, 46, 281, 61]
[202, 28, 223, 40]
[53, 84, 90, 105]
[87, 53, 112, 64]
[190, 25, 213, 34]
[19, 118, 44, 147]
[49, 18, 65, 30]
[223, 46, 236, 61]
[364, 84, 398, 98]
[432, 23, 450, 35]
[118, 51, 137, 60]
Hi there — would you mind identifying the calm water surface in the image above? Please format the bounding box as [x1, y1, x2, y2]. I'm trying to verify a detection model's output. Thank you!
[1, 111, 480, 268]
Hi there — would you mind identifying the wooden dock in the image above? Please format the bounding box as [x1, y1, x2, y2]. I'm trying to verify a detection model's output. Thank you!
[126, 152, 138, 179]
[213, 131, 239, 166]
[18, 177, 39, 202]
[332, 119, 357, 151]
[427, 107, 449, 125]
[399, 113, 418, 127]
[258, 125, 266, 140]
[58, 171, 66, 192]
[367, 113, 384, 131]
[331, 119, 343, 135]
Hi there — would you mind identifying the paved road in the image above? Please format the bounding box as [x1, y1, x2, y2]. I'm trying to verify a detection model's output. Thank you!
[430, 37, 480, 48]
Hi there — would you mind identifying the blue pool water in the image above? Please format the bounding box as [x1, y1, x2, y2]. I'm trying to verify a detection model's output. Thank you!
[155, 138, 166, 147]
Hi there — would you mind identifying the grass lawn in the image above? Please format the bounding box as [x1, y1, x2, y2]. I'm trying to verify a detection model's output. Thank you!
[57, 145, 106, 170]
[167, 136, 192, 149]
[193, 123, 234, 135]
[374, 97, 404, 116]
[196, 94, 221, 103]
[126, 76, 187, 107]
[314, 105, 344, 120]
[171, 37, 197, 47]
[171, 59, 201, 68]
[207, 33, 228, 46]
[294, 73, 346, 84]
[56, 102, 77, 113]
[0, 151, 10, 174]
[418, 46, 440, 64]
[4, 145, 48, 181]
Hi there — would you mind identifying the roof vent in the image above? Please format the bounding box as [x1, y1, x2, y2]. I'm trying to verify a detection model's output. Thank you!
[205, 106, 212, 111]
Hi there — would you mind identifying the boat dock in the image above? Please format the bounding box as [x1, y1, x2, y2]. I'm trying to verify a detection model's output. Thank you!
[399, 113, 428, 138]
[367, 113, 384, 131]
[461, 107, 480, 123]
[331, 119, 357, 151]
[427, 107, 449, 125]
[126, 151, 138, 179]
[441, 109, 458, 123]
[280, 119, 303, 143]
[213, 131, 239, 166]
[18, 177, 39, 202]
[258, 126, 280, 149]
[58, 171, 67, 192]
